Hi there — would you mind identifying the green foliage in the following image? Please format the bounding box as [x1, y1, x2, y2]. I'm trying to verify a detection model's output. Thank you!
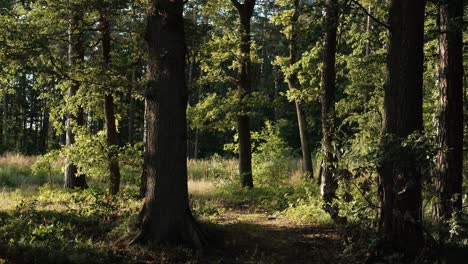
[281, 184, 332, 225]
[0, 185, 141, 263]
[251, 120, 295, 186]
[188, 89, 271, 132]
[335, 168, 378, 224]
[59, 131, 142, 180]
[32, 149, 62, 181]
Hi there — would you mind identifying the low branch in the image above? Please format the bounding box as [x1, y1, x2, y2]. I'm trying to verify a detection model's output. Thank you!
[350, 0, 390, 31]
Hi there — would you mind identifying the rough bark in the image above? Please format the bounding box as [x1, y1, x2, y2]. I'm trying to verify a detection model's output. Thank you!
[64, 10, 88, 189]
[320, 0, 341, 222]
[287, 0, 313, 179]
[433, 0, 464, 224]
[133, 0, 203, 247]
[231, 0, 256, 188]
[377, 0, 425, 256]
[101, 8, 121, 195]
[139, 99, 148, 199]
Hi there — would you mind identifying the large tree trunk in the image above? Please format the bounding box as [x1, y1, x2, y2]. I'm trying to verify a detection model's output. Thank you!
[64, 11, 88, 189]
[287, 0, 313, 179]
[377, 0, 425, 256]
[133, 0, 203, 247]
[231, 0, 256, 188]
[320, 0, 341, 222]
[101, 7, 121, 195]
[433, 0, 464, 225]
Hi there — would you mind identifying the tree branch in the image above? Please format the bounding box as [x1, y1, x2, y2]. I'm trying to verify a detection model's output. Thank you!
[230, 0, 242, 11]
[350, 0, 390, 31]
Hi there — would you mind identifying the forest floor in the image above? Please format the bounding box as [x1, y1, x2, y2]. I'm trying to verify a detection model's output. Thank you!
[199, 208, 344, 264]
[1, 157, 467, 263]
[0, 177, 356, 264]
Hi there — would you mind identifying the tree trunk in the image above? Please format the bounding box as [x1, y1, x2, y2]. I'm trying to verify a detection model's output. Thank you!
[287, 0, 313, 179]
[193, 76, 201, 159]
[231, 0, 256, 188]
[320, 0, 341, 222]
[433, 0, 464, 225]
[101, 8, 121, 195]
[64, 10, 88, 189]
[139, 99, 148, 199]
[2, 93, 8, 151]
[127, 71, 136, 145]
[378, 0, 425, 256]
[133, 0, 203, 247]
[41, 110, 50, 152]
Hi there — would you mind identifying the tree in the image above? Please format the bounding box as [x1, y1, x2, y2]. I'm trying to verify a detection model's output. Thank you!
[64, 5, 88, 189]
[133, 0, 203, 247]
[320, 0, 341, 222]
[288, 0, 313, 179]
[100, 1, 121, 195]
[273, 0, 314, 179]
[378, 0, 425, 256]
[432, 0, 464, 225]
[230, 0, 256, 188]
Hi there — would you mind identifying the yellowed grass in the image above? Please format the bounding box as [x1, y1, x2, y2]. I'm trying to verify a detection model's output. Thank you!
[0, 152, 37, 168]
[188, 179, 216, 195]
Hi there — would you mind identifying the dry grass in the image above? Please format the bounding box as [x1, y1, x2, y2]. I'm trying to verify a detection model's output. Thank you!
[188, 179, 216, 195]
[0, 152, 37, 168]
[187, 158, 238, 181]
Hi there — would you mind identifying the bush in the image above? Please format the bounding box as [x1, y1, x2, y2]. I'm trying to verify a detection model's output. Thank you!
[252, 120, 296, 186]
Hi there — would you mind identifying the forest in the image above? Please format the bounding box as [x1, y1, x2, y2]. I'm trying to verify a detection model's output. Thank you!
[0, 0, 467, 263]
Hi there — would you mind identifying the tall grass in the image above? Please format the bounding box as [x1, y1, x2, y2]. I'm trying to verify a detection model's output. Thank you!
[0, 153, 312, 192]
[0, 152, 62, 187]
[187, 158, 238, 181]
[0, 152, 37, 168]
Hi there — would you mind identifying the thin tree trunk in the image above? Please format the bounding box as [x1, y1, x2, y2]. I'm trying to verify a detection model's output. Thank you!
[287, 0, 313, 179]
[2, 93, 8, 151]
[320, 0, 342, 223]
[193, 68, 203, 159]
[41, 110, 50, 152]
[365, 6, 371, 56]
[128, 71, 136, 145]
[378, 0, 425, 256]
[64, 10, 88, 189]
[101, 7, 121, 195]
[433, 0, 464, 225]
[231, 0, 256, 188]
[133, 0, 203, 247]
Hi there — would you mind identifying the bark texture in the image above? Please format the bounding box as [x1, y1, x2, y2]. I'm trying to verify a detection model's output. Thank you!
[231, 0, 256, 188]
[377, 0, 425, 256]
[433, 0, 464, 224]
[134, 0, 203, 247]
[287, 0, 313, 179]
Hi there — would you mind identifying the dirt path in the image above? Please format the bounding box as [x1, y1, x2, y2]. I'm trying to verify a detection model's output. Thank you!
[202, 209, 345, 264]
